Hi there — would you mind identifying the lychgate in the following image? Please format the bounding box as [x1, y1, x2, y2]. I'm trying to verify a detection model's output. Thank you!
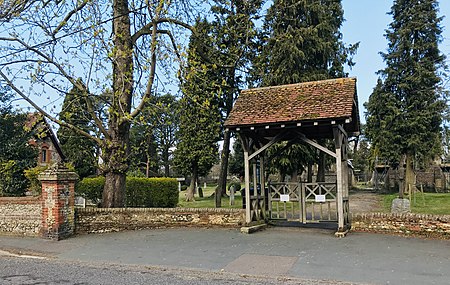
[225, 77, 360, 236]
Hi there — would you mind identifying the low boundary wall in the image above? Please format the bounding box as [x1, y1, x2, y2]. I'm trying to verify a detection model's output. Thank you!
[75, 208, 245, 234]
[351, 212, 450, 239]
[2, 194, 449, 240]
[0, 197, 42, 236]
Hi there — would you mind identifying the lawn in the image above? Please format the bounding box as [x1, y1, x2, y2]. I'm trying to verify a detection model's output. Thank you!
[177, 185, 243, 209]
[177, 185, 450, 215]
[382, 193, 450, 215]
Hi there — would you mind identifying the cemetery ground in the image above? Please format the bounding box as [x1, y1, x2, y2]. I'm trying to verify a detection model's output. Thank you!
[177, 184, 450, 215]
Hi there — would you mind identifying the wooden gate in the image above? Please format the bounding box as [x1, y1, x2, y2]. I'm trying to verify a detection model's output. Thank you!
[268, 182, 338, 223]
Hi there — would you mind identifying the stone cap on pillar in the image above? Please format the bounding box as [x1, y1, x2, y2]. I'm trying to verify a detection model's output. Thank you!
[38, 162, 79, 182]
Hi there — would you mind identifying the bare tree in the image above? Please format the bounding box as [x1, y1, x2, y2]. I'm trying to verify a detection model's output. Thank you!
[0, 0, 198, 207]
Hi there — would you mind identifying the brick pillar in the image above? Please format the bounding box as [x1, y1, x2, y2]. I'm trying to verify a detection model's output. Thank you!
[38, 164, 79, 240]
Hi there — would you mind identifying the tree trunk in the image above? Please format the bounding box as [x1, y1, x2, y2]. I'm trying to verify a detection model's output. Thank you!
[307, 162, 313, 183]
[317, 150, 326, 182]
[291, 167, 298, 182]
[405, 153, 415, 196]
[186, 166, 198, 202]
[215, 129, 231, 207]
[101, 0, 133, 208]
[163, 146, 170, 177]
[102, 171, 126, 207]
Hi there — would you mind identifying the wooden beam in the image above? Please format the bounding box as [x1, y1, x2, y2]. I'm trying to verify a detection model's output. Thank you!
[333, 126, 343, 149]
[238, 133, 250, 152]
[337, 124, 347, 138]
[297, 132, 337, 158]
[248, 131, 288, 161]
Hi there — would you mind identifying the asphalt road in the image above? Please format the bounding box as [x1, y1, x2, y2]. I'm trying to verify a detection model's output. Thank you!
[0, 256, 367, 285]
[1, 227, 449, 285]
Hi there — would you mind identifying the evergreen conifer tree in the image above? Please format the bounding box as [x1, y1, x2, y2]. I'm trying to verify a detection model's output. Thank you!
[365, 0, 446, 195]
[174, 20, 221, 201]
[253, 0, 357, 86]
[0, 89, 37, 196]
[252, 0, 357, 180]
[58, 83, 97, 179]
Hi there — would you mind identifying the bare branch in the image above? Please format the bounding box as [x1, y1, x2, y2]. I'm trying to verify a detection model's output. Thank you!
[131, 17, 194, 43]
[130, 21, 158, 119]
[51, 0, 90, 37]
[0, 0, 38, 22]
[0, 69, 102, 145]
[6, 36, 111, 139]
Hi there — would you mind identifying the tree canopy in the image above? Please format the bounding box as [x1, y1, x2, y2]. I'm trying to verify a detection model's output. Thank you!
[0, 0, 198, 207]
[58, 83, 98, 179]
[252, 0, 357, 87]
[0, 88, 37, 196]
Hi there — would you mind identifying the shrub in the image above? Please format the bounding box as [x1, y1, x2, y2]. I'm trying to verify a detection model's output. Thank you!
[75, 176, 105, 205]
[23, 165, 48, 196]
[76, 176, 178, 207]
[0, 160, 33, 196]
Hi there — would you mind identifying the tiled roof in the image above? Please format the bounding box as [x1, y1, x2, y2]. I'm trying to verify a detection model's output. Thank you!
[225, 77, 358, 128]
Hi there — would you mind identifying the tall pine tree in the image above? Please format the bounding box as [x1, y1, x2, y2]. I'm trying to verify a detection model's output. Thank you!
[365, 0, 446, 195]
[251, 0, 357, 180]
[208, 0, 263, 206]
[253, 0, 357, 86]
[58, 83, 98, 179]
[174, 20, 221, 202]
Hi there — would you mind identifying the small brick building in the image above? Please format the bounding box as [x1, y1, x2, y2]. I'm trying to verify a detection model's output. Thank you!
[26, 113, 65, 166]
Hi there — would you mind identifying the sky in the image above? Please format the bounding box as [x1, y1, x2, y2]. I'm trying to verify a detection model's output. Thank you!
[341, 0, 450, 123]
[6, 1, 450, 124]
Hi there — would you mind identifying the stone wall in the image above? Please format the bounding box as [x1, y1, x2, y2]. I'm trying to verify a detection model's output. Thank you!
[75, 208, 245, 234]
[0, 197, 42, 236]
[351, 212, 450, 239]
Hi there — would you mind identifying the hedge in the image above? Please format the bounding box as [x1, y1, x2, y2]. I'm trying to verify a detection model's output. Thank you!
[76, 176, 178, 208]
[76, 176, 105, 205]
[126, 177, 178, 207]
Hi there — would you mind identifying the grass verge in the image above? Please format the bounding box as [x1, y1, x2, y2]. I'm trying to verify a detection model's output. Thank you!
[383, 193, 450, 215]
[177, 186, 243, 209]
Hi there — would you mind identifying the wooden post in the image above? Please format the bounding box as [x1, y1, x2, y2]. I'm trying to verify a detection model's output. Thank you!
[253, 160, 259, 220]
[244, 150, 251, 224]
[253, 162, 258, 195]
[260, 156, 266, 216]
[333, 126, 345, 233]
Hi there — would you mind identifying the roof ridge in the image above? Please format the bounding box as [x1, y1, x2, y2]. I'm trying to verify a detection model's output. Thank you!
[243, 77, 356, 93]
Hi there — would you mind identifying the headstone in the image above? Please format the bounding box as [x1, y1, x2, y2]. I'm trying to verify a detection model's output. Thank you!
[229, 185, 235, 206]
[391, 198, 411, 214]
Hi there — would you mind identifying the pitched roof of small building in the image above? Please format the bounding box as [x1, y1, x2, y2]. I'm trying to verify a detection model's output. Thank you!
[26, 112, 66, 162]
[225, 77, 359, 136]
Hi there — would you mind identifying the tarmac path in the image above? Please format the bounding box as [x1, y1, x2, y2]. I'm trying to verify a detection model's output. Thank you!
[1, 227, 449, 285]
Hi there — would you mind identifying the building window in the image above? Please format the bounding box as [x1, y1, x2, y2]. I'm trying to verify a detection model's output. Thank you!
[40, 146, 50, 164]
